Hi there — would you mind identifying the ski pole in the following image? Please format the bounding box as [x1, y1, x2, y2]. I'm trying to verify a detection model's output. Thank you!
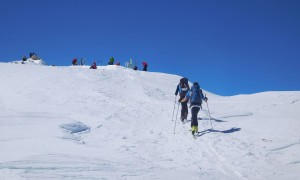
[173, 102, 180, 134]
[205, 95, 213, 129]
[171, 96, 177, 121]
[175, 101, 180, 121]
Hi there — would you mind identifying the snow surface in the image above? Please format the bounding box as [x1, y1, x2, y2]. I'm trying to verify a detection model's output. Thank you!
[0, 62, 299, 180]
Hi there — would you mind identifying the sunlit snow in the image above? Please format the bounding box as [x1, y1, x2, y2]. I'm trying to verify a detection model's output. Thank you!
[0, 62, 299, 180]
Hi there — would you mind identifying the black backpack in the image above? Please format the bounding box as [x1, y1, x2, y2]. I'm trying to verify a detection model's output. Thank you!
[190, 85, 202, 105]
[179, 78, 189, 96]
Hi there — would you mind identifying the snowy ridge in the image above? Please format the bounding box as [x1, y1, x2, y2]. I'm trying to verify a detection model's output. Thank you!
[0, 63, 299, 180]
[10, 58, 46, 66]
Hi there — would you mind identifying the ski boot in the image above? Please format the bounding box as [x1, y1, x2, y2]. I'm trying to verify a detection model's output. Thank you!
[184, 114, 188, 121]
[191, 126, 198, 135]
[180, 116, 184, 122]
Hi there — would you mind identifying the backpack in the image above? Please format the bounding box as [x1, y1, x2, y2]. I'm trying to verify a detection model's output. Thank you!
[190, 85, 202, 105]
[179, 78, 189, 96]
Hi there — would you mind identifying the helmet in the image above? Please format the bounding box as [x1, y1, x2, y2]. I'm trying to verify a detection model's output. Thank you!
[193, 82, 199, 86]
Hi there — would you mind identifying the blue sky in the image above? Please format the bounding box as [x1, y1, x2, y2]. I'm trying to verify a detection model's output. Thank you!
[1, 0, 299, 96]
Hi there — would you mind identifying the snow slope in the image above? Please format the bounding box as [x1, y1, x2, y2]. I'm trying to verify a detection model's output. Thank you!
[0, 63, 299, 180]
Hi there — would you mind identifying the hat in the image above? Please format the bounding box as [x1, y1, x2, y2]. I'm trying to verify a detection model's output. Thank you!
[193, 82, 199, 86]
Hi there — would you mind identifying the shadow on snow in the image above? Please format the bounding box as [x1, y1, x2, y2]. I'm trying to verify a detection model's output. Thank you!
[199, 117, 227, 123]
[183, 117, 227, 124]
[195, 127, 241, 137]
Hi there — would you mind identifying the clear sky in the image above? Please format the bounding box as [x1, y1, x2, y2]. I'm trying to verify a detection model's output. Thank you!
[1, 0, 299, 96]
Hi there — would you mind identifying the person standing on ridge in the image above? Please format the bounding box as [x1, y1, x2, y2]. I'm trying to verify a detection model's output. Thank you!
[108, 57, 114, 65]
[22, 56, 27, 62]
[181, 82, 208, 135]
[80, 58, 85, 66]
[142, 61, 148, 71]
[72, 58, 78, 65]
[89, 62, 97, 69]
[175, 77, 190, 122]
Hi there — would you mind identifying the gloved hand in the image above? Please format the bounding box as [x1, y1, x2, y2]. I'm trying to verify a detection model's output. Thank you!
[204, 97, 208, 102]
[178, 97, 184, 103]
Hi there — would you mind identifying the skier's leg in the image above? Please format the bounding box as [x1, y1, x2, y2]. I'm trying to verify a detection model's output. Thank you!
[191, 106, 200, 134]
[182, 101, 188, 120]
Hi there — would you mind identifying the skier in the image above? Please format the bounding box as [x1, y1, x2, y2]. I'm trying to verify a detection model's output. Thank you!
[89, 62, 97, 69]
[22, 56, 27, 62]
[21, 55, 27, 64]
[175, 77, 190, 122]
[181, 82, 208, 135]
[72, 58, 78, 65]
[142, 61, 148, 71]
[108, 57, 114, 65]
[80, 58, 85, 66]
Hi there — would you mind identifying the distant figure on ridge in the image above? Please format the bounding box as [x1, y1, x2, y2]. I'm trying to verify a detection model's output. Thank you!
[108, 57, 114, 65]
[142, 61, 148, 71]
[72, 58, 78, 65]
[22, 56, 27, 62]
[89, 62, 97, 69]
[80, 58, 85, 66]
[181, 82, 208, 135]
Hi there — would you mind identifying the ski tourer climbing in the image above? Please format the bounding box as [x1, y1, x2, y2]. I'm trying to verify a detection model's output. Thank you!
[181, 82, 207, 135]
[175, 77, 190, 122]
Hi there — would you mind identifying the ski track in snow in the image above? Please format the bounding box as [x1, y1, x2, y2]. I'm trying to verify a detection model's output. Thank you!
[218, 112, 253, 119]
[270, 140, 300, 152]
[0, 63, 300, 180]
